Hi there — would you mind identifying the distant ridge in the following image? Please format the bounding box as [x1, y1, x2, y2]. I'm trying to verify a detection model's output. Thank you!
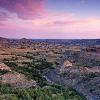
[0, 37, 9, 43]
[0, 37, 99, 47]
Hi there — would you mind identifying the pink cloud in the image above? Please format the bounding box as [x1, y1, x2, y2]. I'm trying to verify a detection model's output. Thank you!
[53, 20, 88, 25]
[0, 0, 46, 19]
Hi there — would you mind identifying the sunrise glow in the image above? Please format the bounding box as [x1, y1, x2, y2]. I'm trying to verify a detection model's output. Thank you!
[0, 0, 100, 39]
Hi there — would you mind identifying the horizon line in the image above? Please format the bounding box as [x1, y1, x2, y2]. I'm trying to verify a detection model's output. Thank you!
[0, 36, 100, 40]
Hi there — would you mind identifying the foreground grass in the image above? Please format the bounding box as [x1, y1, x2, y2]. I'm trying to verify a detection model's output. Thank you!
[0, 83, 86, 100]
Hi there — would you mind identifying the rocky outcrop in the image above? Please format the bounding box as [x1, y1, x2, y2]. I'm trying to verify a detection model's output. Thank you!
[0, 72, 37, 88]
[60, 60, 73, 72]
[0, 63, 11, 71]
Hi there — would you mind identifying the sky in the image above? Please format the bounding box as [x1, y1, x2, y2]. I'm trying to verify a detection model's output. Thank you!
[0, 0, 100, 39]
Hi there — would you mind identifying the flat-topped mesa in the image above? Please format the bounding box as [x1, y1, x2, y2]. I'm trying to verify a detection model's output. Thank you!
[85, 46, 100, 53]
[19, 38, 32, 42]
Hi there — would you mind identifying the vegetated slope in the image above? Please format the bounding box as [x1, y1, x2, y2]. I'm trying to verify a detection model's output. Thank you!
[0, 83, 86, 100]
[0, 58, 86, 100]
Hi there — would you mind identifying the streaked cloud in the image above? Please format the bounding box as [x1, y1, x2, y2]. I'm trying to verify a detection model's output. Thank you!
[0, 0, 46, 19]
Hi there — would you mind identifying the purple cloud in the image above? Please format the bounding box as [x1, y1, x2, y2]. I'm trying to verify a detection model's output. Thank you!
[0, 11, 9, 20]
[0, 0, 46, 19]
[53, 20, 88, 25]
